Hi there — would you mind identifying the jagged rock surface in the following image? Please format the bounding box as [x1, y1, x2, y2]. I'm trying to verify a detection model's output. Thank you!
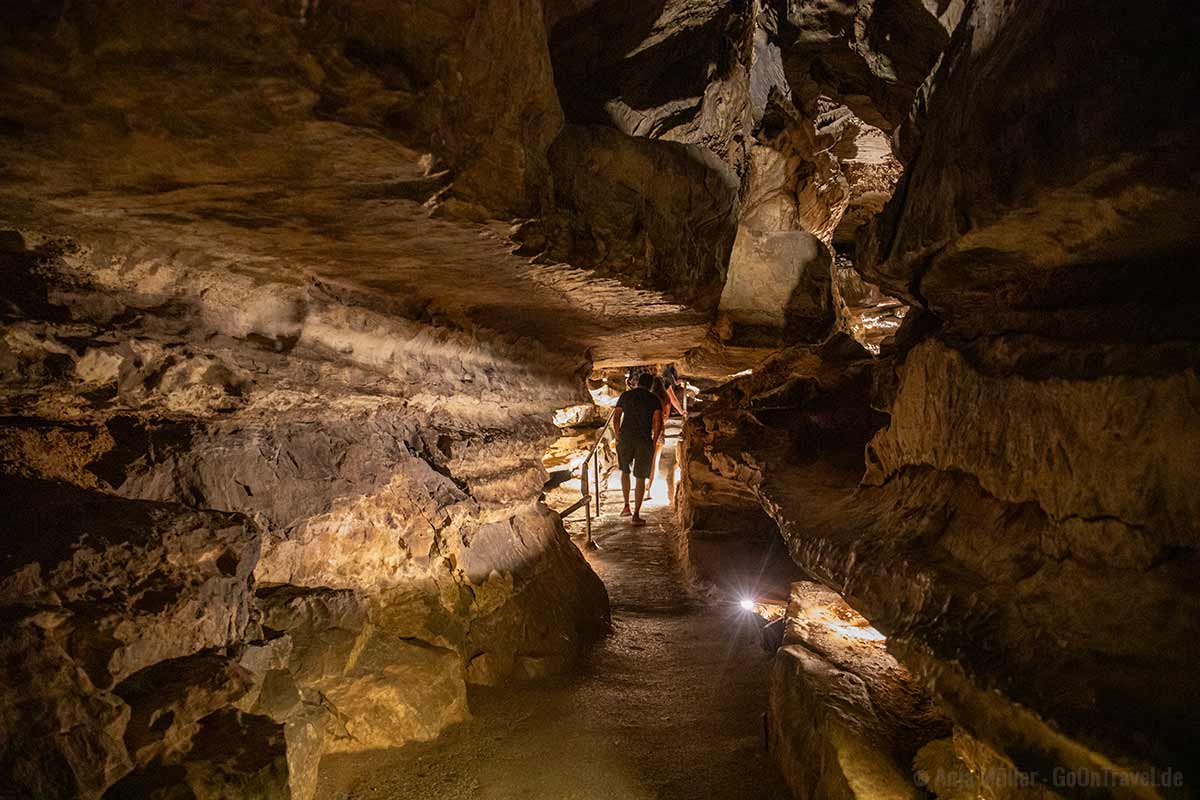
[857, 0, 1200, 339]
[772, 0, 962, 131]
[768, 582, 948, 800]
[0, 222, 610, 798]
[673, 2, 1200, 793]
[0, 480, 260, 800]
[546, 124, 741, 309]
[681, 330, 1200, 793]
[545, 0, 757, 176]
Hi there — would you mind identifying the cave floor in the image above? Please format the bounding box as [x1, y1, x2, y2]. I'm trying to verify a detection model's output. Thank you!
[315, 429, 792, 800]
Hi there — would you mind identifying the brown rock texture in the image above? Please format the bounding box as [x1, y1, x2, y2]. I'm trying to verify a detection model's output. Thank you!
[2, 0, 1199, 798]
[0, 481, 259, 800]
[768, 581, 947, 800]
[0, 220, 612, 796]
[546, 124, 741, 309]
[674, 1, 1200, 793]
[857, 0, 1200, 340]
[545, 0, 757, 176]
[772, 0, 962, 131]
[681, 327, 1200, 792]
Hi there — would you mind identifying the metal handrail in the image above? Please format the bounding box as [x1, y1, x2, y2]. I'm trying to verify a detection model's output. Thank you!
[584, 410, 616, 466]
[559, 411, 615, 551]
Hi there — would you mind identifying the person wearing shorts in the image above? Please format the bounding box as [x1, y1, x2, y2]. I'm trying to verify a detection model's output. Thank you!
[611, 372, 662, 525]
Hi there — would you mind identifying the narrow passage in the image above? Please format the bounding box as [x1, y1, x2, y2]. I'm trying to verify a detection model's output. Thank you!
[316, 428, 791, 800]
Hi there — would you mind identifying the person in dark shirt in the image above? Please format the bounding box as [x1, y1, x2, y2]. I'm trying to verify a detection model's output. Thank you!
[611, 372, 662, 525]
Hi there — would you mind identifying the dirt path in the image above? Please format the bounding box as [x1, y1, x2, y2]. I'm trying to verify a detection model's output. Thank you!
[316, 430, 791, 800]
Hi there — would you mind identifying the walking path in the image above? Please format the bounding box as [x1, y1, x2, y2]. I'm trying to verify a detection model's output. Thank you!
[316, 428, 791, 800]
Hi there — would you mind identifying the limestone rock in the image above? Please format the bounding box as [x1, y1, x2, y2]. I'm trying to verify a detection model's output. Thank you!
[0, 479, 260, 799]
[768, 645, 925, 800]
[831, 255, 907, 354]
[546, 0, 755, 175]
[256, 584, 469, 753]
[719, 227, 833, 341]
[744, 96, 850, 246]
[914, 728, 1062, 800]
[820, 105, 903, 247]
[689, 336, 1200, 791]
[0, 479, 260, 688]
[0, 611, 131, 800]
[237, 634, 329, 800]
[460, 505, 610, 682]
[773, 0, 961, 130]
[547, 124, 741, 309]
[857, 0, 1200, 340]
[0, 220, 612, 798]
[103, 709, 290, 800]
[113, 653, 255, 767]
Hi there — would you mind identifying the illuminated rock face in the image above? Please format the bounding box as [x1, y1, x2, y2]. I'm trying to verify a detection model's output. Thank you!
[768, 582, 947, 800]
[682, 327, 1200, 792]
[0, 229, 609, 799]
[679, 0, 1200, 777]
[719, 227, 832, 338]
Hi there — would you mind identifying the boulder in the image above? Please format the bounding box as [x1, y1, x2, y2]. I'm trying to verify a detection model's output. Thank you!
[255, 584, 470, 753]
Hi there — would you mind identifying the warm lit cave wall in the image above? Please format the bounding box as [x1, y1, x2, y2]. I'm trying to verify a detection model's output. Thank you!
[0, 4, 621, 798]
[680, 0, 1200, 796]
[0, 230, 609, 799]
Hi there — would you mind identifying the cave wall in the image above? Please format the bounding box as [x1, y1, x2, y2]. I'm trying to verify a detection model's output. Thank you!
[680, 0, 1200, 794]
[0, 223, 608, 799]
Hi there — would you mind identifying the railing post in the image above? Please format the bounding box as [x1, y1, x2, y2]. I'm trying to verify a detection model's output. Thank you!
[584, 496, 593, 550]
[580, 458, 589, 508]
[594, 453, 601, 516]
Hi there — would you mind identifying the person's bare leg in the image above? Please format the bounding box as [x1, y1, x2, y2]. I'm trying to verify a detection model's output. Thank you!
[620, 470, 632, 515]
[632, 475, 646, 523]
[648, 437, 663, 488]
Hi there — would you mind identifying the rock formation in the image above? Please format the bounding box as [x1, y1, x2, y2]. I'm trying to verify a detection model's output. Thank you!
[0, 224, 613, 798]
[2, 0, 1199, 797]
[676, 0, 1200, 792]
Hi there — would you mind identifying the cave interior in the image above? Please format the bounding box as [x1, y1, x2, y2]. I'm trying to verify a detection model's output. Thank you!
[1, 1, 1199, 799]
